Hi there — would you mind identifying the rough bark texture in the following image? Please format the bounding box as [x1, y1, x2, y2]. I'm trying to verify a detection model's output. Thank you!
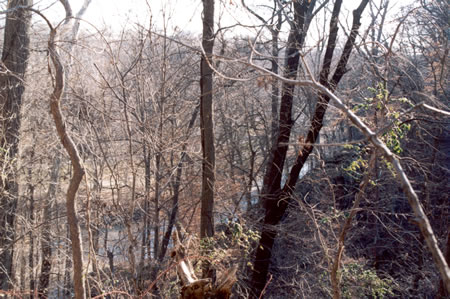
[48, 28, 86, 299]
[0, 0, 33, 290]
[200, 0, 215, 242]
[250, 1, 369, 297]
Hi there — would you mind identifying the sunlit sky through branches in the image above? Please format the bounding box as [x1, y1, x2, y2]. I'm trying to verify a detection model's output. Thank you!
[32, 0, 251, 36]
[0, 0, 416, 57]
[21, 0, 412, 38]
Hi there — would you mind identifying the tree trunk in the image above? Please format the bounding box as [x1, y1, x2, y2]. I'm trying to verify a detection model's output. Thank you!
[154, 127, 162, 260]
[0, 0, 33, 290]
[140, 144, 151, 269]
[42, 1, 91, 296]
[250, 1, 314, 296]
[26, 145, 36, 296]
[200, 0, 216, 240]
[438, 230, 450, 297]
[270, 5, 282, 145]
[38, 155, 61, 298]
[200, 0, 216, 279]
[47, 27, 86, 299]
[159, 105, 199, 261]
[250, 0, 369, 296]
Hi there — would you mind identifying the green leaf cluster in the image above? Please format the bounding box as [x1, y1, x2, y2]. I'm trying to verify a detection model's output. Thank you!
[340, 262, 395, 298]
[201, 221, 259, 265]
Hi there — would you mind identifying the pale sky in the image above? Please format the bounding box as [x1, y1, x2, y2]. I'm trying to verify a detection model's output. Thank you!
[0, 0, 413, 45]
[30, 0, 411, 37]
[31, 0, 255, 36]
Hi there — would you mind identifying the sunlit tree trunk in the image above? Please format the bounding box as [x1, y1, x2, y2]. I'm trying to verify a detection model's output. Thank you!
[47, 23, 87, 298]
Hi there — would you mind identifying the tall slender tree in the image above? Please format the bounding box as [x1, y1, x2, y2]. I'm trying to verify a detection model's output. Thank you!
[199, 0, 216, 243]
[200, 0, 216, 279]
[0, 0, 33, 290]
[40, 1, 92, 297]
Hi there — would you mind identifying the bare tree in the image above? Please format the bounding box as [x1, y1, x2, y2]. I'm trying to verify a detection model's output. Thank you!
[46, 25, 87, 299]
[241, 0, 283, 144]
[0, 0, 446, 297]
[35, 0, 92, 295]
[250, 0, 370, 296]
[249, 1, 317, 295]
[200, 0, 216, 278]
[0, 0, 33, 290]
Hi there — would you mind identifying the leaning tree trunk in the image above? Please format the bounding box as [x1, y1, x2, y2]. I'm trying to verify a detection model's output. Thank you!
[0, 0, 33, 290]
[159, 105, 199, 261]
[438, 230, 450, 297]
[199, 0, 216, 278]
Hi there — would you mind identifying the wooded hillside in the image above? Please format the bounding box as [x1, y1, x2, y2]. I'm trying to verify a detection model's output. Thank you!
[0, 0, 448, 298]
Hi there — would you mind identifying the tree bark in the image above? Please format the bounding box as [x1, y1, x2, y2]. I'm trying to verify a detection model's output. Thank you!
[38, 155, 61, 298]
[200, 0, 215, 240]
[250, 0, 369, 296]
[26, 144, 36, 296]
[250, 1, 315, 296]
[200, 0, 216, 280]
[41, 1, 92, 296]
[47, 26, 86, 299]
[0, 0, 33, 290]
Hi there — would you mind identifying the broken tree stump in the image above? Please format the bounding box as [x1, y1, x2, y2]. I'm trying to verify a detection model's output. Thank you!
[171, 231, 237, 299]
